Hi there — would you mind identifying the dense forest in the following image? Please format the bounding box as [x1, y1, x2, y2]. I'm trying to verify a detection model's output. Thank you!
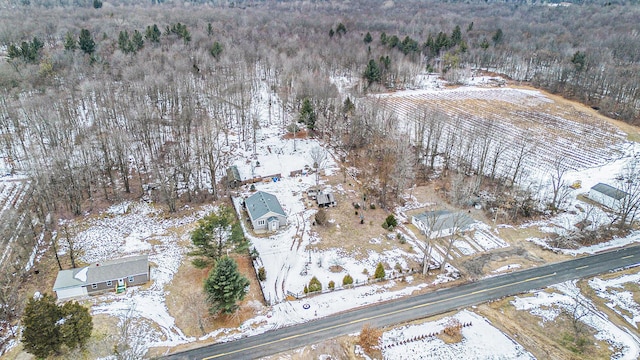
[0, 0, 639, 351]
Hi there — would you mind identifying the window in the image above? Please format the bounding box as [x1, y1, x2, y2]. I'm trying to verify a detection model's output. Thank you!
[106, 280, 112, 286]
[91, 283, 97, 289]
[128, 276, 134, 282]
[257, 220, 265, 226]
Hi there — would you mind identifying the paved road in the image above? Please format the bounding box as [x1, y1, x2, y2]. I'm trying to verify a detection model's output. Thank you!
[166, 245, 640, 360]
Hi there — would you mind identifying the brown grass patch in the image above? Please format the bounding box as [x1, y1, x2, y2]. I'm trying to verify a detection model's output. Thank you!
[438, 318, 463, 344]
[477, 296, 612, 360]
[164, 254, 266, 353]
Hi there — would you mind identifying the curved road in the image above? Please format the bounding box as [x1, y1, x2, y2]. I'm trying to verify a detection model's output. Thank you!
[166, 245, 640, 360]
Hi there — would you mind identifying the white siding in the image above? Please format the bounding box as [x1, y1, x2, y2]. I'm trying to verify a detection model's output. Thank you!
[55, 286, 88, 300]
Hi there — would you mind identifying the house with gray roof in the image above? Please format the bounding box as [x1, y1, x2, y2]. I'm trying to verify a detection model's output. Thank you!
[412, 210, 475, 239]
[53, 255, 149, 300]
[588, 183, 628, 210]
[245, 191, 287, 232]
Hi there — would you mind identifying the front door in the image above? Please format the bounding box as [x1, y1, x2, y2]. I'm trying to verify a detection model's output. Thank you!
[117, 278, 124, 286]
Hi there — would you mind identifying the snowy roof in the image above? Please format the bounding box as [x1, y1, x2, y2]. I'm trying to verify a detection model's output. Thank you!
[53, 255, 149, 290]
[245, 191, 286, 220]
[413, 210, 475, 232]
[591, 183, 628, 200]
[317, 192, 335, 205]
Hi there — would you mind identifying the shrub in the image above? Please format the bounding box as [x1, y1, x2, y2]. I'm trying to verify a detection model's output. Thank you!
[250, 184, 256, 191]
[328, 280, 335, 290]
[315, 209, 327, 226]
[359, 323, 382, 355]
[191, 258, 208, 269]
[343, 274, 354, 286]
[353, 202, 360, 209]
[370, 203, 376, 209]
[250, 248, 259, 260]
[374, 262, 386, 279]
[394, 262, 403, 272]
[362, 268, 369, 276]
[384, 214, 397, 228]
[303, 285, 309, 294]
[258, 267, 266, 281]
[308, 276, 322, 292]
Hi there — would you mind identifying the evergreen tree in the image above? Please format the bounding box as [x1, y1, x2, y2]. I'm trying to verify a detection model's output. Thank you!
[7, 37, 43, 63]
[190, 205, 239, 266]
[387, 35, 399, 48]
[131, 30, 144, 52]
[380, 32, 387, 45]
[329, 28, 335, 38]
[59, 301, 93, 349]
[22, 294, 63, 358]
[363, 31, 372, 44]
[342, 274, 354, 286]
[363, 59, 381, 85]
[78, 29, 95, 55]
[209, 41, 223, 60]
[92, 0, 102, 8]
[571, 51, 587, 72]
[64, 32, 77, 51]
[336, 22, 347, 36]
[451, 25, 462, 46]
[145, 24, 161, 43]
[467, 21, 474, 32]
[308, 276, 322, 292]
[207, 22, 213, 36]
[118, 30, 131, 53]
[480, 37, 490, 50]
[374, 262, 386, 279]
[203, 256, 249, 315]
[298, 98, 316, 130]
[492, 28, 503, 45]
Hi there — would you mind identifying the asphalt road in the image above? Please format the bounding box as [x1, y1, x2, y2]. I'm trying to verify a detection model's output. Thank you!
[165, 245, 640, 360]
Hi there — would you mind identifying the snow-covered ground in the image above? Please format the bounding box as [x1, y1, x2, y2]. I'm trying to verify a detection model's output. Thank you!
[21, 71, 640, 359]
[512, 281, 640, 360]
[590, 272, 640, 328]
[381, 310, 535, 360]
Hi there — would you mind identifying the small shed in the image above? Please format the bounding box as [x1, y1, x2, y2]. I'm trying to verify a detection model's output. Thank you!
[53, 255, 150, 300]
[227, 166, 242, 188]
[245, 191, 287, 231]
[588, 183, 628, 210]
[317, 191, 336, 207]
[412, 210, 475, 239]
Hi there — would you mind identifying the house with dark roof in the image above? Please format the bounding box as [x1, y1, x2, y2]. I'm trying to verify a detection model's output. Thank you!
[411, 210, 475, 239]
[245, 191, 287, 232]
[53, 255, 150, 300]
[588, 183, 628, 210]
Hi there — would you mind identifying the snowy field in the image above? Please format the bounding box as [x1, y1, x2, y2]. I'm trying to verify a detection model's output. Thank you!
[11, 71, 640, 359]
[512, 281, 640, 360]
[381, 310, 535, 360]
[590, 273, 640, 328]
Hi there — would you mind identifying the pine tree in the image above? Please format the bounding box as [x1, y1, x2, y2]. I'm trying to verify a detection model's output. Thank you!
[131, 30, 144, 52]
[78, 29, 95, 55]
[374, 262, 386, 279]
[203, 256, 250, 315]
[298, 98, 316, 130]
[207, 23, 213, 36]
[118, 30, 131, 53]
[329, 28, 335, 38]
[22, 294, 64, 358]
[60, 301, 93, 349]
[363, 32, 372, 44]
[363, 59, 381, 85]
[451, 25, 462, 46]
[336, 22, 347, 36]
[492, 28, 503, 45]
[64, 32, 77, 51]
[209, 41, 223, 60]
[342, 274, 354, 286]
[190, 205, 237, 266]
[145, 24, 161, 43]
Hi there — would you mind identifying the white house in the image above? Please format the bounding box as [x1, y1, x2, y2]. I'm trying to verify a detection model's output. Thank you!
[412, 210, 475, 239]
[245, 191, 287, 232]
[588, 183, 628, 210]
[53, 255, 149, 300]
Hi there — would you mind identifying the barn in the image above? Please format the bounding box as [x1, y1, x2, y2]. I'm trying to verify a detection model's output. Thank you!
[588, 183, 628, 210]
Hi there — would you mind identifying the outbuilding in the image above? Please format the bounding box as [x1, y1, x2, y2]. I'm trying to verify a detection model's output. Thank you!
[588, 183, 628, 210]
[411, 210, 475, 239]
